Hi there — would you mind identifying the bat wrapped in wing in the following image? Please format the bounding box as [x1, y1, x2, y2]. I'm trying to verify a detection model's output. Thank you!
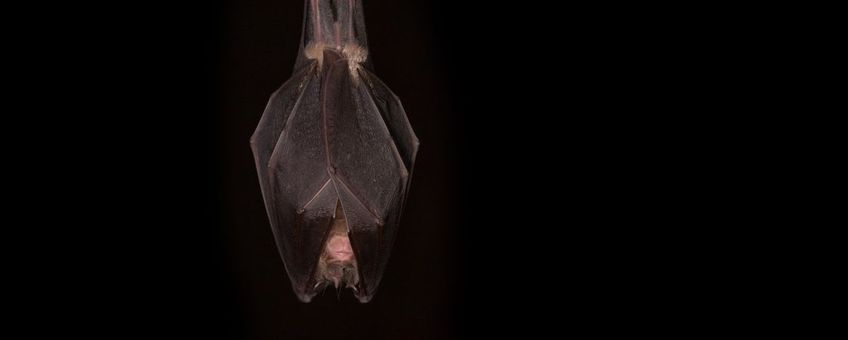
[250, 0, 419, 303]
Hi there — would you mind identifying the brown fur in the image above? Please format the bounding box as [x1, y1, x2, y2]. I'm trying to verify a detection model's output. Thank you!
[304, 42, 368, 78]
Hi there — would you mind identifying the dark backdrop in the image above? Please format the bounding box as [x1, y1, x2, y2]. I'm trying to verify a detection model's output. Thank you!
[210, 1, 460, 338]
[18, 1, 687, 338]
[165, 1, 533, 337]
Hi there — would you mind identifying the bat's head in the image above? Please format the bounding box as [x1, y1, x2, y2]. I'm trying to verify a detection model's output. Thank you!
[295, 202, 375, 303]
[314, 205, 361, 294]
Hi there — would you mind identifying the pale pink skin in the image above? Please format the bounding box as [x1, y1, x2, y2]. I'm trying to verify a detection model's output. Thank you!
[326, 234, 354, 262]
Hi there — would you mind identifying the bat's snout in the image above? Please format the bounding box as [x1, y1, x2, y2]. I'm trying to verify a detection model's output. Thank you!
[327, 235, 354, 262]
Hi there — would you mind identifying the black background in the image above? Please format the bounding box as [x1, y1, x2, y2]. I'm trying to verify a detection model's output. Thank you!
[211, 1, 461, 338]
[14, 0, 693, 338]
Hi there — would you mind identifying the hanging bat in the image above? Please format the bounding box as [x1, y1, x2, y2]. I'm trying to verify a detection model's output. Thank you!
[250, 0, 418, 303]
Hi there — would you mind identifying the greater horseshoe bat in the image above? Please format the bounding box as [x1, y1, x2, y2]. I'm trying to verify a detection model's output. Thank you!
[250, 0, 419, 303]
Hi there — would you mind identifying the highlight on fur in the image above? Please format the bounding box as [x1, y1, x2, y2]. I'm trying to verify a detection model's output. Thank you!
[304, 42, 326, 67]
[304, 42, 368, 76]
[342, 43, 368, 74]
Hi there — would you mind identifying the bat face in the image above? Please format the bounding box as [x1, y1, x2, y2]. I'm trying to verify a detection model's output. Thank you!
[250, 0, 418, 303]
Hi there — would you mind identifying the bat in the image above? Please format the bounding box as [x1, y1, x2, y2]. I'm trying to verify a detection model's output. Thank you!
[250, 0, 418, 303]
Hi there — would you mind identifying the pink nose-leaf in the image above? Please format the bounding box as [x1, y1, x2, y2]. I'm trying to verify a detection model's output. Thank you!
[326, 235, 353, 261]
